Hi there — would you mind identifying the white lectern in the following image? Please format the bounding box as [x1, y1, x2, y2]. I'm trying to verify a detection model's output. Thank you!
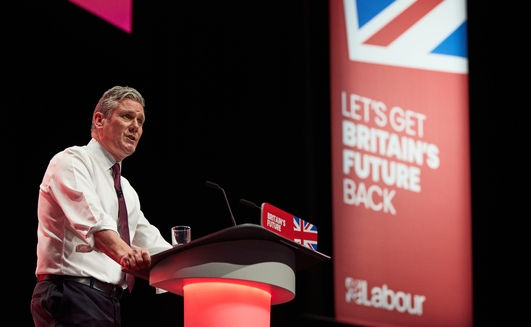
[131, 224, 330, 327]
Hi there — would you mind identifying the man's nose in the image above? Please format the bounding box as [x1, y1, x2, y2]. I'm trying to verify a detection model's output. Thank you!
[129, 122, 139, 131]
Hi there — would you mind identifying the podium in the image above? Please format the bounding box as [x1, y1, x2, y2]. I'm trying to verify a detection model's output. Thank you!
[131, 224, 330, 327]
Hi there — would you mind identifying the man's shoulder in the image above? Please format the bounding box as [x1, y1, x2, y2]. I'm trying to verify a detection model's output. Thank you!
[40, 145, 96, 184]
[51, 144, 91, 161]
[45, 144, 100, 172]
[47, 140, 113, 172]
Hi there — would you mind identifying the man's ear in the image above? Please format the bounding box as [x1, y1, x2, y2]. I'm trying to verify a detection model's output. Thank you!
[93, 112, 105, 129]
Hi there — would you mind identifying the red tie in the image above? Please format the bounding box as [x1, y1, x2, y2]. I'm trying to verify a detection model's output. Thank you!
[112, 163, 135, 292]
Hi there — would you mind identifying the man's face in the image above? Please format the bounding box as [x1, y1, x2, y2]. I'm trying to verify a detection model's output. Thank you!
[96, 99, 145, 162]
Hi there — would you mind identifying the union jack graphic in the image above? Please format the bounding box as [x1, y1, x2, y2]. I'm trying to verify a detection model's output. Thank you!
[343, 0, 468, 73]
[293, 217, 318, 251]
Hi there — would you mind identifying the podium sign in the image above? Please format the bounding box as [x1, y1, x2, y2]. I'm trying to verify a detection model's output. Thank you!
[260, 202, 318, 251]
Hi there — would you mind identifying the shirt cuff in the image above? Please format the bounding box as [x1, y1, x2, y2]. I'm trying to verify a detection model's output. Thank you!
[76, 215, 118, 252]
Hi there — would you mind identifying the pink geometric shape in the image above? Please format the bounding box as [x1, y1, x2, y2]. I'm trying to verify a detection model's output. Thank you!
[69, 0, 132, 33]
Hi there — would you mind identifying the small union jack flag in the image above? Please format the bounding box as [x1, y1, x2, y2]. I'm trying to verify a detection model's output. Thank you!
[293, 217, 318, 251]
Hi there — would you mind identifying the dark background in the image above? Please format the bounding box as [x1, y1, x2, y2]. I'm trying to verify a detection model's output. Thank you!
[6, 1, 525, 326]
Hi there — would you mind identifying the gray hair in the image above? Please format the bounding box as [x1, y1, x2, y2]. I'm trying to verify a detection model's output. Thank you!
[91, 86, 145, 131]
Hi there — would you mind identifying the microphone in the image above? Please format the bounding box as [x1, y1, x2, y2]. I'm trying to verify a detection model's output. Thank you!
[239, 198, 261, 210]
[205, 181, 237, 226]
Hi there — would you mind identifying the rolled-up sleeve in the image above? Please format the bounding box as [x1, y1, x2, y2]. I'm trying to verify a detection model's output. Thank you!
[43, 149, 118, 250]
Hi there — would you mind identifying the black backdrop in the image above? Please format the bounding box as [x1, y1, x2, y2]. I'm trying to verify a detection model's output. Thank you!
[6, 1, 525, 326]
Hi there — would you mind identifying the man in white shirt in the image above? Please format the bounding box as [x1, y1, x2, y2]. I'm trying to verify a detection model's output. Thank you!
[31, 86, 172, 327]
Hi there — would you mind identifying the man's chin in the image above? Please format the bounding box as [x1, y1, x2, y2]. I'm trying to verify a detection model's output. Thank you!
[121, 147, 137, 158]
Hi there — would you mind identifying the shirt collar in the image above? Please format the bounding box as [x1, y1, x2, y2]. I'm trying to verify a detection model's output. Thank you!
[86, 138, 121, 170]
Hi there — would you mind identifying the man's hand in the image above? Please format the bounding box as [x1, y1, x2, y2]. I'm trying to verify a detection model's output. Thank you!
[94, 230, 152, 270]
[119, 248, 151, 271]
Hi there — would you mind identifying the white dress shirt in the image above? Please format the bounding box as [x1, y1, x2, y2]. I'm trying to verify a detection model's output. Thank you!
[35, 138, 172, 286]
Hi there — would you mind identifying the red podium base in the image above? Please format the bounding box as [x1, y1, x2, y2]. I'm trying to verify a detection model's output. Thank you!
[184, 279, 271, 327]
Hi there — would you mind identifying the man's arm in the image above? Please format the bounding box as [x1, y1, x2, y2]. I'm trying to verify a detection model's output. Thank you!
[131, 214, 173, 254]
[94, 230, 151, 271]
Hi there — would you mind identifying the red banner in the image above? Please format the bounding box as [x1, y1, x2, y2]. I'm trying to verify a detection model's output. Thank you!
[330, 1, 472, 326]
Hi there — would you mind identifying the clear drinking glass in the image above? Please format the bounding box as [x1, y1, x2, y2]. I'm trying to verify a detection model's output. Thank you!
[171, 225, 191, 246]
